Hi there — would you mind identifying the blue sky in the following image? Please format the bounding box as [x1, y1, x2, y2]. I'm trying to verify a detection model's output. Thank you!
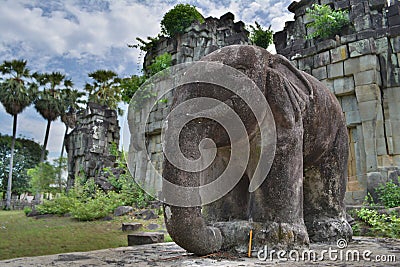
[0, 0, 293, 161]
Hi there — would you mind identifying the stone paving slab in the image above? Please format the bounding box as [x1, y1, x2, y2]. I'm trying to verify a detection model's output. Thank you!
[1, 237, 399, 266]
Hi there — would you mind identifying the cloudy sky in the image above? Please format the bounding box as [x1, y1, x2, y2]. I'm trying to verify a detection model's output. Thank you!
[0, 0, 293, 161]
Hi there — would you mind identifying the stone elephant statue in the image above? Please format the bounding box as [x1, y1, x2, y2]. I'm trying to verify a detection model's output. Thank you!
[162, 45, 352, 255]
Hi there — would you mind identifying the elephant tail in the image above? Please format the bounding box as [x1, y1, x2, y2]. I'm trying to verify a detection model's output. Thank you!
[163, 205, 223, 255]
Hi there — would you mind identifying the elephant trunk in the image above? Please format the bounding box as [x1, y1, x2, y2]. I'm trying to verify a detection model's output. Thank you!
[162, 162, 223, 255]
[164, 205, 223, 255]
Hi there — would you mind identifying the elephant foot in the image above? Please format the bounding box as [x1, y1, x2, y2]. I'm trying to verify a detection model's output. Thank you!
[306, 217, 353, 243]
[212, 220, 309, 254]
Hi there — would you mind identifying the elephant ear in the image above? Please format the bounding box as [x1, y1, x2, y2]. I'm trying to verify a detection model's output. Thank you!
[269, 54, 314, 112]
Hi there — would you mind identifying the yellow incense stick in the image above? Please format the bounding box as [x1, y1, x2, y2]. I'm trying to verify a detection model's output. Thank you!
[248, 229, 253, 257]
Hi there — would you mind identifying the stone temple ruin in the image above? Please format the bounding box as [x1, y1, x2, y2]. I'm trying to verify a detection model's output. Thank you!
[66, 102, 120, 190]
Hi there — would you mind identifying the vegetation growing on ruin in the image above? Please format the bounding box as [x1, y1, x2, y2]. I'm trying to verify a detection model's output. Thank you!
[352, 180, 400, 238]
[305, 4, 350, 40]
[376, 179, 400, 208]
[130, 4, 204, 51]
[121, 52, 172, 104]
[160, 4, 205, 37]
[249, 21, 273, 49]
[129, 35, 161, 52]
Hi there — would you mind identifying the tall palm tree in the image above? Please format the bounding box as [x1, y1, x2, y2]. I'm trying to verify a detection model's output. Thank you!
[33, 72, 73, 163]
[0, 59, 37, 209]
[85, 70, 122, 113]
[57, 89, 85, 191]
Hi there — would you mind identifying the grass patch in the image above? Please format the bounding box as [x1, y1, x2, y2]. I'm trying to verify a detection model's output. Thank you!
[0, 210, 165, 260]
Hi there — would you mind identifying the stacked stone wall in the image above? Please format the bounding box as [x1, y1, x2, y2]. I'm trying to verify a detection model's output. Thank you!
[66, 102, 120, 189]
[144, 12, 249, 67]
[274, 0, 400, 204]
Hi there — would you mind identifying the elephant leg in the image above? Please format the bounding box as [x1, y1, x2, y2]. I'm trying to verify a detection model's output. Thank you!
[241, 68, 309, 250]
[202, 146, 250, 222]
[303, 125, 353, 243]
[246, 124, 309, 250]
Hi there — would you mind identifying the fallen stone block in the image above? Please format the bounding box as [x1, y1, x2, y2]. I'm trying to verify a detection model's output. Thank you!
[127, 232, 164, 245]
[147, 223, 160, 230]
[135, 209, 159, 220]
[114, 206, 133, 216]
[122, 222, 143, 232]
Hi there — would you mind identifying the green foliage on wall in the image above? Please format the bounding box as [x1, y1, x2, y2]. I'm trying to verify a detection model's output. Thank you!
[306, 4, 350, 40]
[146, 53, 172, 77]
[160, 4, 204, 37]
[129, 36, 161, 52]
[249, 22, 273, 49]
[121, 53, 172, 104]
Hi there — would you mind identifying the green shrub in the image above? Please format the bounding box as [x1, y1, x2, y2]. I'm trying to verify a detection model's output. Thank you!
[356, 207, 400, 238]
[36, 195, 76, 215]
[33, 148, 155, 221]
[105, 167, 153, 209]
[70, 190, 123, 221]
[249, 22, 273, 49]
[34, 175, 123, 220]
[306, 4, 350, 40]
[23, 206, 32, 216]
[376, 179, 400, 208]
[161, 4, 204, 37]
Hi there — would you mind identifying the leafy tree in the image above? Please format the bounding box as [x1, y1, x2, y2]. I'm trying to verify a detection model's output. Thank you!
[249, 22, 273, 49]
[84, 70, 122, 113]
[0, 59, 37, 209]
[0, 134, 43, 196]
[33, 72, 73, 162]
[306, 4, 350, 40]
[28, 162, 57, 195]
[160, 4, 204, 37]
[121, 75, 146, 104]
